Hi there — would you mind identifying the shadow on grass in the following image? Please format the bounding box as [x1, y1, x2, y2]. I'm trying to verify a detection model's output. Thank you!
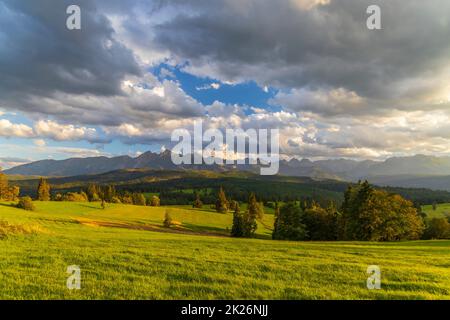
[0, 202, 17, 208]
[78, 204, 105, 210]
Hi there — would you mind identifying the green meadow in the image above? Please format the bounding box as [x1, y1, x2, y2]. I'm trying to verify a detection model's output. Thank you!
[1, 201, 450, 300]
[423, 203, 450, 219]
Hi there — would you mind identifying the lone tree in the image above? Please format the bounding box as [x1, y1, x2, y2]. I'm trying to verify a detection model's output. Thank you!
[192, 192, 203, 209]
[163, 210, 173, 228]
[244, 193, 259, 237]
[215, 187, 229, 213]
[37, 178, 51, 201]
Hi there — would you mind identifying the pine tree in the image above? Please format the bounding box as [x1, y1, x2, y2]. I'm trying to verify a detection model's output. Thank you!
[37, 178, 51, 201]
[86, 183, 100, 202]
[192, 192, 203, 208]
[244, 193, 258, 237]
[231, 202, 245, 237]
[215, 187, 229, 213]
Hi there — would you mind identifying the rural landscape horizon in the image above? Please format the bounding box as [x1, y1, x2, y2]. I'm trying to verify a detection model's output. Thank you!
[1, 0, 450, 307]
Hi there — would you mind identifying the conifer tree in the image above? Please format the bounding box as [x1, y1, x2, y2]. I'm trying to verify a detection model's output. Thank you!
[215, 187, 229, 213]
[37, 178, 51, 201]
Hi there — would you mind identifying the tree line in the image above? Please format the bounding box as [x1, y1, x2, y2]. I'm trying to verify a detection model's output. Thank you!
[3, 169, 449, 241]
[228, 181, 449, 241]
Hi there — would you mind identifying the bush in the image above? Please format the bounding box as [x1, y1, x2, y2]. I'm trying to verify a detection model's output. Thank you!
[163, 210, 172, 228]
[16, 196, 35, 211]
[111, 196, 122, 204]
[63, 192, 88, 202]
[150, 195, 160, 207]
[423, 218, 450, 239]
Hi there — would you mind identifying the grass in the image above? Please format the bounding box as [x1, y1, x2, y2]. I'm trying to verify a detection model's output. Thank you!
[1, 201, 450, 299]
[423, 203, 450, 219]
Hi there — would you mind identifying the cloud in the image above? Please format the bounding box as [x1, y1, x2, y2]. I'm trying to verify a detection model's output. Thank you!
[152, 0, 450, 105]
[2, 0, 450, 161]
[33, 139, 46, 147]
[196, 83, 221, 91]
[0, 119, 107, 144]
[0, 119, 34, 138]
[0, 0, 141, 99]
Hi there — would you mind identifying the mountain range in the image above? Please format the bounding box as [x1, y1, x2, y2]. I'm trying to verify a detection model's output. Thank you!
[5, 152, 450, 191]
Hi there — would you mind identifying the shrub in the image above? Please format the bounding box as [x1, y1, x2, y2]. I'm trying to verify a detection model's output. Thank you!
[150, 195, 161, 207]
[111, 196, 121, 204]
[63, 192, 88, 202]
[423, 218, 450, 239]
[16, 196, 35, 211]
[163, 210, 172, 228]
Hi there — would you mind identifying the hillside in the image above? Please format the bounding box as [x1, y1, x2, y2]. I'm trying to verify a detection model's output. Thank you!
[1, 201, 450, 299]
[6, 153, 450, 192]
[9, 168, 450, 206]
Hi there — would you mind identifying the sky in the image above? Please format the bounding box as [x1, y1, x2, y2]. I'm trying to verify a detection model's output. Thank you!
[1, 0, 450, 168]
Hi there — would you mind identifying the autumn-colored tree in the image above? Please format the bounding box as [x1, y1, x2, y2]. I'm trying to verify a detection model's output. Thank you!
[150, 195, 161, 207]
[163, 210, 173, 228]
[339, 181, 424, 241]
[0, 169, 7, 199]
[132, 193, 147, 206]
[37, 178, 51, 201]
[215, 187, 229, 213]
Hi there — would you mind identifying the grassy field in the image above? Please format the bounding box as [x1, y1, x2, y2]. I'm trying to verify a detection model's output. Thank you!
[1, 201, 450, 300]
[423, 203, 450, 219]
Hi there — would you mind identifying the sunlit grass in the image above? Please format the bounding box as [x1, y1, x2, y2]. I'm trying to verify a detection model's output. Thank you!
[1, 201, 449, 300]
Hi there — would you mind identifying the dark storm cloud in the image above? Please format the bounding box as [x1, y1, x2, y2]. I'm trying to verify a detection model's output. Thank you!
[0, 0, 141, 100]
[152, 0, 450, 100]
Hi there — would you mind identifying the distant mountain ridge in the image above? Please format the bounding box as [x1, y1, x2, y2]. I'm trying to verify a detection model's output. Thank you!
[5, 153, 450, 191]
